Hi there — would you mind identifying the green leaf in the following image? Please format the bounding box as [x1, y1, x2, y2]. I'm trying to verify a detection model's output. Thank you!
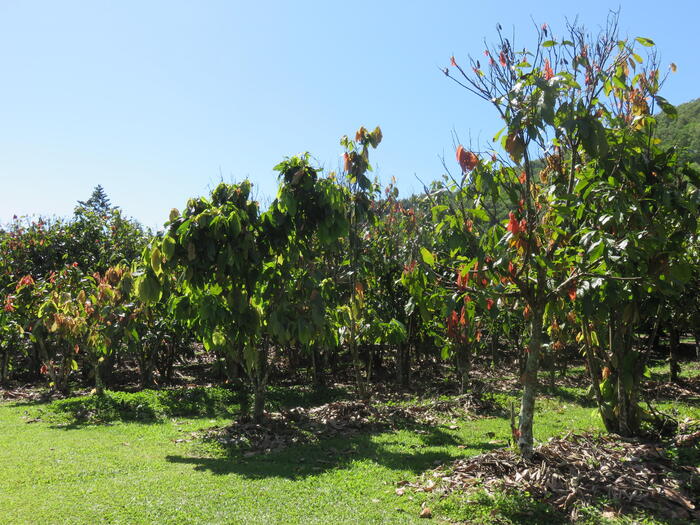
[135, 273, 161, 304]
[420, 247, 435, 267]
[654, 95, 677, 119]
[150, 248, 163, 275]
[162, 236, 176, 261]
[635, 37, 655, 47]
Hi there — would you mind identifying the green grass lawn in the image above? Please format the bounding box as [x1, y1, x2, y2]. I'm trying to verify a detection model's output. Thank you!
[1, 365, 699, 524]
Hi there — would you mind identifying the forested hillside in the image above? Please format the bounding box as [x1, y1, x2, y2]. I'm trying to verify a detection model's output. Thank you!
[656, 98, 700, 165]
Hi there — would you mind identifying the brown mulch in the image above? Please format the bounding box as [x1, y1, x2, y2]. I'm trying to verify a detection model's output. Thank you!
[404, 432, 700, 522]
[0, 384, 53, 402]
[200, 393, 498, 455]
[644, 377, 700, 403]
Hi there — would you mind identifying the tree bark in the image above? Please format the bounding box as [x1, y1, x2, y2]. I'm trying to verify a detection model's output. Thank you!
[669, 327, 681, 383]
[311, 345, 325, 388]
[455, 341, 470, 395]
[518, 309, 543, 458]
[252, 345, 268, 424]
[490, 330, 498, 367]
[0, 349, 8, 384]
[582, 319, 616, 431]
[396, 342, 410, 388]
[94, 360, 104, 396]
[614, 323, 641, 437]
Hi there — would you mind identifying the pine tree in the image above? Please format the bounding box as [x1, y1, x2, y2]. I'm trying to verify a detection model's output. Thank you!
[76, 185, 112, 216]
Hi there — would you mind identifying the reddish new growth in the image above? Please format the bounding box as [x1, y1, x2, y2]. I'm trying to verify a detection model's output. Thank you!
[3, 295, 14, 312]
[403, 260, 417, 276]
[455, 269, 469, 290]
[456, 145, 478, 172]
[507, 212, 528, 238]
[16, 274, 35, 290]
[543, 58, 554, 81]
[509, 261, 517, 276]
[446, 307, 469, 343]
[507, 212, 520, 235]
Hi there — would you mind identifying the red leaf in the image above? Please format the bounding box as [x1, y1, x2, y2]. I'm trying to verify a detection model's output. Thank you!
[456, 145, 478, 172]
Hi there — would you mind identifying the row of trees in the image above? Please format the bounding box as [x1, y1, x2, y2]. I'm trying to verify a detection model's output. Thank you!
[1, 16, 698, 457]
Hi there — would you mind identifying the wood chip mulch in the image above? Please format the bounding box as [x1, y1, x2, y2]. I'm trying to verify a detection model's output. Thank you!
[199, 394, 497, 454]
[406, 432, 700, 521]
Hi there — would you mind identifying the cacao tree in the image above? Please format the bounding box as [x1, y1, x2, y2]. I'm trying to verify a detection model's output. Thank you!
[441, 14, 698, 455]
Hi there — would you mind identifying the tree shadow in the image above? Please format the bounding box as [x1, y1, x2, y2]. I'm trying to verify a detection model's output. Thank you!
[11, 384, 355, 429]
[165, 427, 503, 480]
[541, 385, 596, 408]
[264, 385, 350, 410]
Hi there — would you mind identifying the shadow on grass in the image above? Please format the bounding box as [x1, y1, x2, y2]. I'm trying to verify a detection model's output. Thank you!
[541, 385, 596, 408]
[264, 385, 350, 410]
[36, 387, 241, 428]
[22, 385, 354, 429]
[165, 427, 503, 480]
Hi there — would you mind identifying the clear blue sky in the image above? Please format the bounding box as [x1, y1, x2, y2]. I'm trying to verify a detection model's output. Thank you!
[1, 1, 698, 229]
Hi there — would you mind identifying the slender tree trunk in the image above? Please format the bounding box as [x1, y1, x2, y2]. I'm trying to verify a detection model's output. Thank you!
[490, 330, 498, 367]
[695, 331, 700, 361]
[289, 344, 299, 378]
[547, 345, 556, 391]
[669, 327, 681, 383]
[252, 345, 268, 424]
[349, 337, 368, 399]
[311, 345, 325, 388]
[94, 360, 104, 396]
[253, 381, 266, 424]
[0, 349, 9, 384]
[614, 323, 641, 437]
[140, 349, 154, 388]
[396, 342, 410, 388]
[224, 347, 241, 382]
[366, 345, 374, 384]
[455, 341, 470, 394]
[582, 319, 616, 431]
[99, 353, 114, 388]
[518, 309, 543, 458]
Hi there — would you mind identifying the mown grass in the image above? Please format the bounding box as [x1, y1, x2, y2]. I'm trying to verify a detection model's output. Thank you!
[1, 362, 698, 524]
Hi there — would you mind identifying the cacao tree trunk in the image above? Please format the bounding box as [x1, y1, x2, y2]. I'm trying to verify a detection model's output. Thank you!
[669, 327, 681, 383]
[252, 345, 268, 424]
[311, 345, 325, 388]
[0, 349, 9, 384]
[396, 342, 410, 388]
[490, 330, 498, 367]
[613, 322, 641, 437]
[582, 318, 616, 431]
[518, 308, 543, 458]
[455, 341, 470, 395]
[94, 360, 104, 396]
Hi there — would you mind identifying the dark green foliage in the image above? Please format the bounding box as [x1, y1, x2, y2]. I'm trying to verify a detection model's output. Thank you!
[655, 98, 700, 166]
